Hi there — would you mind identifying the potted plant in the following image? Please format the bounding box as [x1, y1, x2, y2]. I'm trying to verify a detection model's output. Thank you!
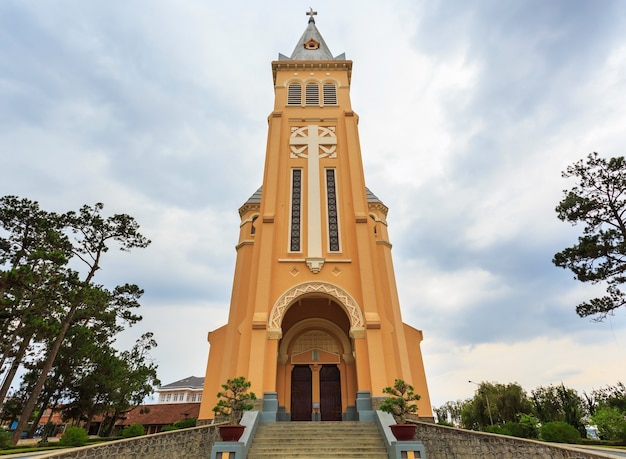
[212, 376, 257, 441]
[379, 379, 420, 441]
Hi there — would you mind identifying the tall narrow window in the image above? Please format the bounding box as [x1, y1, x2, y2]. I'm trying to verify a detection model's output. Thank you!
[288, 84, 302, 105]
[326, 169, 340, 252]
[323, 84, 337, 105]
[290, 169, 302, 252]
[250, 215, 258, 235]
[305, 83, 320, 105]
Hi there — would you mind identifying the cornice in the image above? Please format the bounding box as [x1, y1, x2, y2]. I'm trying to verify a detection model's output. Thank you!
[272, 60, 353, 84]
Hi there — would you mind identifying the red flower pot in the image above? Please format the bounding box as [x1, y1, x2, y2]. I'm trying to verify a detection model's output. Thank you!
[218, 424, 245, 442]
[389, 423, 417, 441]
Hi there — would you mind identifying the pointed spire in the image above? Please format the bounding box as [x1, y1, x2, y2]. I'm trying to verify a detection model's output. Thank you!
[278, 9, 345, 61]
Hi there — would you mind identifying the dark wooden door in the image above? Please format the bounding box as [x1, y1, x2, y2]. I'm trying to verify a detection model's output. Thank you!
[320, 365, 342, 421]
[290, 365, 312, 421]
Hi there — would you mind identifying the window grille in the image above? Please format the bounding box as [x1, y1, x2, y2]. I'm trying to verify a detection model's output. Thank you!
[323, 84, 337, 105]
[287, 84, 302, 105]
[290, 169, 302, 251]
[326, 169, 340, 251]
[305, 84, 320, 105]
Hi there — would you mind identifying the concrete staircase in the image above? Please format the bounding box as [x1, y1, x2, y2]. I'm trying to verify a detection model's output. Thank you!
[247, 421, 388, 459]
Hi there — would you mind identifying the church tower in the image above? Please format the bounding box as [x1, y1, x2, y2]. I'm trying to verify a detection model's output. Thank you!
[199, 11, 432, 422]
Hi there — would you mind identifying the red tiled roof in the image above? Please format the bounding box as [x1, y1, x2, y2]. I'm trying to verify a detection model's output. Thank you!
[117, 403, 200, 427]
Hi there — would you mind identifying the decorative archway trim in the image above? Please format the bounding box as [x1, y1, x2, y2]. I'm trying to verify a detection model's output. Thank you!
[267, 281, 365, 339]
[277, 318, 354, 365]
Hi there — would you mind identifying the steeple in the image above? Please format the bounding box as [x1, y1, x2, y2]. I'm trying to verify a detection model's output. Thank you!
[199, 10, 433, 425]
[278, 8, 346, 61]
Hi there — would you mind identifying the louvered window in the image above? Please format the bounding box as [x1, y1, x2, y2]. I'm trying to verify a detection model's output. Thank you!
[290, 169, 302, 252]
[288, 84, 302, 105]
[323, 84, 337, 105]
[305, 83, 320, 105]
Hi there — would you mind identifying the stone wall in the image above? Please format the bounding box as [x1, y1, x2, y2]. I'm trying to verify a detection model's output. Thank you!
[35, 424, 220, 459]
[412, 421, 618, 459]
[25, 419, 622, 459]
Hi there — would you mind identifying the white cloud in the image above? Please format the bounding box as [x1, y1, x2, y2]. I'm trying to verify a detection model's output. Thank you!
[2, 0, 626, 409]
[423, 332, 626, 408]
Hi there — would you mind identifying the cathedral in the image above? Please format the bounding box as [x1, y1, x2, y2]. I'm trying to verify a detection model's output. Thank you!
[198, 11, 432, 422]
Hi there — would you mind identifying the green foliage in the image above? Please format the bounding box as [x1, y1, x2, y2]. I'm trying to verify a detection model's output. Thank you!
[173, 418, 197, 429]
[433, 400, 464, 426]
[0, 196, 153, 445]
[591, 407, 626, 441]
[436, 420, 454, 427]
[379, 379, 420, 424]
[213, 377, 257, 424]
[59, 427, 89, 447]
[540, 421, 581, 444]
[553, 153, 626, 320]
[0, 429, 11, 449]
[120, 423, 145, 438]
[531, 384, 586, 437]
[586, 382, 626, 415]
[461, 382, 531, 430]
[487, 415, 539, 439]
[161, 418, 197, 431]
[518, 413, 540, 439]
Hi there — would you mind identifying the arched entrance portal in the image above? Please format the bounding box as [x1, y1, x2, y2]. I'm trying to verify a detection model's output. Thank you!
[275, 294, 357, 421]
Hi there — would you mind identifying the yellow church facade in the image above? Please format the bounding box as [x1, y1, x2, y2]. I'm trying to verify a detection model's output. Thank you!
[199, 12, 432, 422]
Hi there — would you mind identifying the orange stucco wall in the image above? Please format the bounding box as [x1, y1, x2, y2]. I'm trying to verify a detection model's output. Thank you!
[199, 57, 432, 421]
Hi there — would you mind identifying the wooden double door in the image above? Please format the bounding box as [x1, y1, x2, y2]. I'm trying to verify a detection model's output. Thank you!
[291, 365, 342, 421]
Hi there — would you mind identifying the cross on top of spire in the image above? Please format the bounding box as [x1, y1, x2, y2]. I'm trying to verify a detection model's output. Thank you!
[307, 7, 317, 23]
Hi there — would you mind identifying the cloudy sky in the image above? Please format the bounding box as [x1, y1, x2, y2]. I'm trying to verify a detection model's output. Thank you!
[2, 0, 626, 409]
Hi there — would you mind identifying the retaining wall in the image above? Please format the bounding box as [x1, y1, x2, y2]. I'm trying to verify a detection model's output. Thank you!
[412, 421, 621, 459]
[25, 418, 623, 459]
[34, 424, 219, 459]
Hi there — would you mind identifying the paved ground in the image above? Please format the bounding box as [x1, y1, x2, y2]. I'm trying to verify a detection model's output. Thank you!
[573, 445, 626, 458]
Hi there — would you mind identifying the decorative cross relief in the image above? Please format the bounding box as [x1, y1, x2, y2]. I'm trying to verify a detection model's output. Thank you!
[290, 125, 337, 273]
[290, 126, 337, 160]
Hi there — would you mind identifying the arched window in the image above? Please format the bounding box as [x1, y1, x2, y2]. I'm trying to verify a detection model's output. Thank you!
[287, 81, 337, 106]
[305, 83, 320, 105]
[251, 215, 258, 235]
[288, 84, 302, 105]
[323, 84, 337, 105]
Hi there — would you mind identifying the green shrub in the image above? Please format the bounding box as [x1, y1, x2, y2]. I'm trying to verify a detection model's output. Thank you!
[540, 421, 581, 443]
[0, 429, 11, 449]
[59, 427, 89, 447]
[161, 418, 197, 432]
[591, 407, 626, 441]
[121, 423, 145, 438]
[173, 418, 196, 429]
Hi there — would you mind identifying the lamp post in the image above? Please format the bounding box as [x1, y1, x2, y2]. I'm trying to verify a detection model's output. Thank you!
[468, 380, 494, 426]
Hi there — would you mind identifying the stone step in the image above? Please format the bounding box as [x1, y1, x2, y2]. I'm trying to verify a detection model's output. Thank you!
[247, 421, 388, 459]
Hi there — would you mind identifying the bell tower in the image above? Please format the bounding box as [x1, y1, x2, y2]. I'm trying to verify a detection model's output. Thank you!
[199, 10, 432, 422]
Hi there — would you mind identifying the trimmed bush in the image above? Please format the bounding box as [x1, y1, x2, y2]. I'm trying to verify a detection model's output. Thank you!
[0, 429, 11, 449]
[59, 427, 89, 447]
[121, 423, 145, 438]
[173, 418, 196, 429]
[540, 421, 581, 444]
